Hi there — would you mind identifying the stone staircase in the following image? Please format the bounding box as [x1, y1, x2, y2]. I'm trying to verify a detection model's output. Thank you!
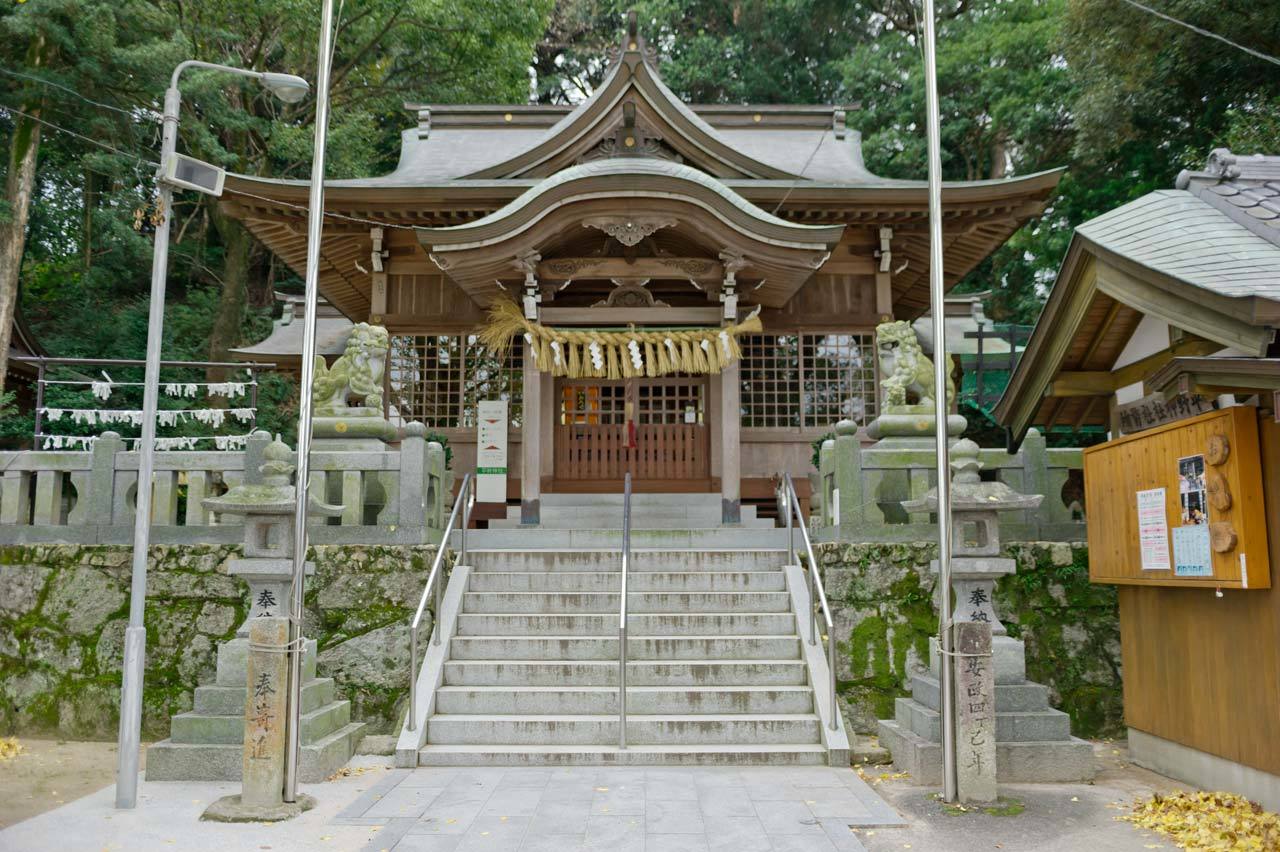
[147, 638, 365, 783]
[406, 494, 847, 766]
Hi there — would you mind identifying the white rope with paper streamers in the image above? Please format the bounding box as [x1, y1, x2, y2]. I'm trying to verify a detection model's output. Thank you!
[478, 297, 763, 379]
[39, 433, 253, 451]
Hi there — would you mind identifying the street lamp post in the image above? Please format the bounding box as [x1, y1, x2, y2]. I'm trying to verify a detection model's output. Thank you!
[114, 61, 309, 811]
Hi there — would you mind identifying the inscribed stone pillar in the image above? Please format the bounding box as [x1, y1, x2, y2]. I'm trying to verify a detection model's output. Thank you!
[720, 358, 741, 524]
[242, 616, 290, 809]
[955, 621, 997, 804]
[521, 336, 541, 524]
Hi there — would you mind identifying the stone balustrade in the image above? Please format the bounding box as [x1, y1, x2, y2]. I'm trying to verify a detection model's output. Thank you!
[0, 426, 450, 546]
[812, 425, 1085, 543]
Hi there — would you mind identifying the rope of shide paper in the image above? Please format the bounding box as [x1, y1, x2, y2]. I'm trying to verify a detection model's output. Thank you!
[478, 298, 763, 379]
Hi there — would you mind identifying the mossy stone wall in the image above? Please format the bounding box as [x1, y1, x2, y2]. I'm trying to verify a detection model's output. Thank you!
[0, 543, 436, 740]
[817, 541, 1123, 738]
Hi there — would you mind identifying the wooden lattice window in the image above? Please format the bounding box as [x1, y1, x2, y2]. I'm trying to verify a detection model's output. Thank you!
[461, 335, 523, 428]
[801, 333, 877, 427]
[740, 334, 801, 428]
[388, 335, 522, 428]
[738, 332, 877, 429]
[388, 335, 461, 429]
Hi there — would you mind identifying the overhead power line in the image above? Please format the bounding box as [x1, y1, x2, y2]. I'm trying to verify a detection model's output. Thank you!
[0, 102, 159, 167]
[1115, 0, 1280, 68]
[0, 65, 155, 119]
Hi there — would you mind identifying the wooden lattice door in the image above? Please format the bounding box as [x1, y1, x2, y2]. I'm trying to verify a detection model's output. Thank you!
[554, 377, 710, 489]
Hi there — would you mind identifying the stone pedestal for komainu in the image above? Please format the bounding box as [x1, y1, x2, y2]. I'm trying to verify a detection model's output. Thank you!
[146, 435, 366, 784]
[876, 439, 1096, 784]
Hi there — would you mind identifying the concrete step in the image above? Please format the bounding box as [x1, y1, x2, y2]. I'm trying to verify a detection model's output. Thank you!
[894, 697, 1073, 743]
[455, 612, 795, 636]
[467, 550, 787, 573]
[416, 743, 827, 766]
[193, 677, 335, 716]
[169, 699, 351, 746]
[455, 528, 789, 550]
[467, 570, 786, 593]
[910, 674, 1052, 713]
[443, 659, 809, 687]
[539, 493, 726, 507]
[434, 685, 815, 715]
[425, 714, 821, 746]
[448, 634, 802, 661]
[491, 505, 774, 530]
[146, 721, 365, 783]
[460, 591, 792, 614]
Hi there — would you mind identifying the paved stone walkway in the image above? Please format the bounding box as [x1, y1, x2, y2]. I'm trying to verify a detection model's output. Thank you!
[0, 762, 901, 851]
[335, 766, 903, 852]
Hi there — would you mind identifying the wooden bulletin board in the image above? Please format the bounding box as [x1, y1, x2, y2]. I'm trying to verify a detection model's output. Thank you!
[1083, 406, 1270, 589]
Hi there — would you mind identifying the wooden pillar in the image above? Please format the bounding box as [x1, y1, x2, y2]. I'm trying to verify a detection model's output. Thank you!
[521, 337, 541, 524]
[720, 358, 741, 523]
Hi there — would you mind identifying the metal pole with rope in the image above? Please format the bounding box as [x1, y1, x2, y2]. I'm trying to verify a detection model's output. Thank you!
[921, 0, 959, 803]
[282, 0, 337, 804]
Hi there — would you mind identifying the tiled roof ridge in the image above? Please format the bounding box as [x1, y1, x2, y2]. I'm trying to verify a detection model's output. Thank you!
[1175, 147, 1280, 247]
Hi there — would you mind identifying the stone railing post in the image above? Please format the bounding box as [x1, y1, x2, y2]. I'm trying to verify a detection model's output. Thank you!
[397, 423, 427, 529]
[32, 468, 66, 526]
[832, 419, 866, 528]
[0, 469, 31, 526]
[1020, 428, 1050, 535]
[87, 432, 124, 528]
[426, 440, 446, 531]
[243, 430, 271, 486]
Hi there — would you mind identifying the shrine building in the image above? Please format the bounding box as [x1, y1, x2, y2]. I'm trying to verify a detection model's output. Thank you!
[221, 19, 1058, 523]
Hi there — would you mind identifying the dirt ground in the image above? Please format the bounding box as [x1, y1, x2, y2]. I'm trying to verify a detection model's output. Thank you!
[0, 739, 145, 828]
[856, 741, 1189, 852]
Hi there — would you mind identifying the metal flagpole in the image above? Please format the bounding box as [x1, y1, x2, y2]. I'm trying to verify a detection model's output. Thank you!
[283, 0, 336, 804]
[921, 0, 958, 803]
[113, 82, 181, 811]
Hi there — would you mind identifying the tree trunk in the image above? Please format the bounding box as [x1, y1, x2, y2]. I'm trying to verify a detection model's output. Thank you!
[206, 200, 253, 384]
[0, 35, 49, 395]
[82, 167, 96, 277]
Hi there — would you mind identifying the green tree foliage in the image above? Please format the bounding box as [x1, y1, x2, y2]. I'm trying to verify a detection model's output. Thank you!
[1, 0, 550, 446]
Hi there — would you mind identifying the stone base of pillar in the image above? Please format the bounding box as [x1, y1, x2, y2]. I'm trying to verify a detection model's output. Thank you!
[201, 792, 317, 823]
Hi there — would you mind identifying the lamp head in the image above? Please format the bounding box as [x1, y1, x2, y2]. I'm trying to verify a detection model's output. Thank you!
[259, 72, 310, 104]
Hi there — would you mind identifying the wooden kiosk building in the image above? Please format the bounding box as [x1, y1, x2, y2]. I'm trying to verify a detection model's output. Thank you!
[995, 149, 1280, 809]
[221, 20, 1058, 523]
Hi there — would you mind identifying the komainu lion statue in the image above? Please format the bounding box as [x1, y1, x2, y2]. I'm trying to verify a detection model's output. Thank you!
[312, 323, 390, 413]
[875, 320, 955, 408]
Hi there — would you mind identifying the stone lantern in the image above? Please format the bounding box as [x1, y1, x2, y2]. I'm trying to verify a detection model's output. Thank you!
[146, 433, 364, 792]
[876, 438, 1095, 784]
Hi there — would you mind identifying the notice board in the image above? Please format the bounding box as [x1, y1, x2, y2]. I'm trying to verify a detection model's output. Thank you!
[1083, 406, 1270, 589]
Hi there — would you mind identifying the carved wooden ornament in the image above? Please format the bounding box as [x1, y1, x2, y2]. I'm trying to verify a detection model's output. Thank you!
[1209, 522, 1238, 553]
[1206, 433, 1230, 466]
[1206, 469, 1232, 512]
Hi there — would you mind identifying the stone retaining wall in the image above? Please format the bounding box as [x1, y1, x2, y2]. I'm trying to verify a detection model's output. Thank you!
[817, 541, 1123, 738]
[0, 543, 436, 740]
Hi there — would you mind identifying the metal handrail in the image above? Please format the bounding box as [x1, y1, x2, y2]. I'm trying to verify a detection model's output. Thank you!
[782, 473, 838, 731]
[407, 472, 475, 732]
[618, 471, 632, 749]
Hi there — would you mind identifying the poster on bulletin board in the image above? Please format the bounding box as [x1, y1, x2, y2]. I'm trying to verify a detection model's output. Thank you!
[1136, 488, 1170, 571]
[1173, 525, 1213, 577]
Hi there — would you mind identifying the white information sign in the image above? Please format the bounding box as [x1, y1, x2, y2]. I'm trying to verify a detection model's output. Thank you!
[1136, 487, 1170, 571]
[475, 399, 508, 503]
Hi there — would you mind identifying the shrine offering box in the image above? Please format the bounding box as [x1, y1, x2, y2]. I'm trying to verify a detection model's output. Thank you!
[1083, 406, 1270, 589]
